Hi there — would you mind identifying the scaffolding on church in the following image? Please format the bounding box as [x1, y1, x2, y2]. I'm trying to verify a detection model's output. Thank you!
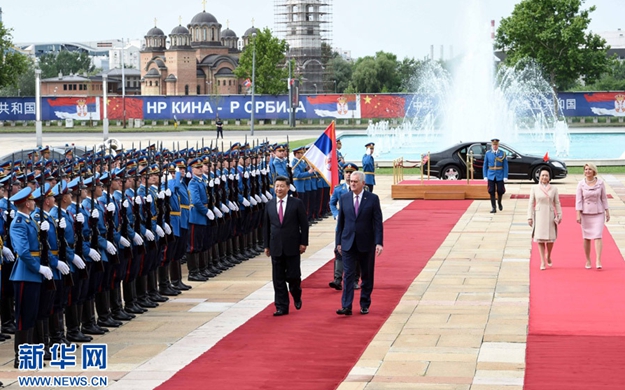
[274, 0, 333, 94]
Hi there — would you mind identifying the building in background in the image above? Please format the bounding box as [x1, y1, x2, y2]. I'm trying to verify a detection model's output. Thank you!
[274, 0, 333, 94]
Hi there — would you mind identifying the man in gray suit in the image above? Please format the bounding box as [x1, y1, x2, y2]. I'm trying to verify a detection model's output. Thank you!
[263, 176, 309, 316]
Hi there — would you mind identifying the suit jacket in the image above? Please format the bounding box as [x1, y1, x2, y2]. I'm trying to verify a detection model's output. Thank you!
[576, 179, 608, 214]
[263, 196, 309, 257]
[336, 191, 383, 252]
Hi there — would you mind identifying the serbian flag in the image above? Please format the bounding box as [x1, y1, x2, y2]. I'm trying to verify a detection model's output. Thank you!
[45, 97, 100, 120]
[302, 121, 339, 192]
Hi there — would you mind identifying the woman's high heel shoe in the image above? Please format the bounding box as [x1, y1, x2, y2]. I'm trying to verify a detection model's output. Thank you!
[547, 259, 552, 267]
[540, 264, 546, 270]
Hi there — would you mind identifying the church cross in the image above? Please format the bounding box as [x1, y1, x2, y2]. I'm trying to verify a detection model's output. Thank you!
[202, 0, 207, 12]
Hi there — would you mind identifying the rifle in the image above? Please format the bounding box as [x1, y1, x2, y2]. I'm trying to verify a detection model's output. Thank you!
[132, 162, 147, 255]
[155, 145, 167, 245]
[55, 182, 74, 287]
[4, 152, 15, 252]
[119, 162, 133, 259]
[72, 175, 89, 280]
[163, 157, 174, 243]
[39, 173, 56, 291]
[143, 152, 157, 251]
[89, 155, 104, 273]
[104, 152, 120, 265]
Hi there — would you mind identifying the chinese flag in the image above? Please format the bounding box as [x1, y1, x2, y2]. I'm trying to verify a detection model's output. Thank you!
[361, 94, 406, 118]
[107, 97, 144, 120]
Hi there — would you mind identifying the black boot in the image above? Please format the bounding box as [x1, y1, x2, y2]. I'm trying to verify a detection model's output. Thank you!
[158, 266, 180, 296]
[49, 312, 70, 346]
[136, 275, 158, 308]
[1, 296, 16, 334]
[226, 239, 242, 264]
[124, 280, 146, 313]
[82, 300, 107, 335]
[34, 320, 52, 361]
[498, 198, 503, 211]
[187, 253, 208, 282]
[96, 291, 123, 328]
[233, 236, 247, 261]
[203, 251, 220, 277]
[148, 270, 168, 302]
[66, 305, 92, 342]
[214, 245, 229, 271]
[14, 329, 30, 368]
[110, 288, 134, 321]
[170, 260, 191, 290]
[490, 196, 497, 213]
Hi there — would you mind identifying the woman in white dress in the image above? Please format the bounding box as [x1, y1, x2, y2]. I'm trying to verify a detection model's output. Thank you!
[528, 169, 562, 270]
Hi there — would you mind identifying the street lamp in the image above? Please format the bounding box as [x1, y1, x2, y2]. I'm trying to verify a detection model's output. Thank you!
[313, 83, 317, 94]
[250, 32, 256, 136]
[333, 80, 337, 93]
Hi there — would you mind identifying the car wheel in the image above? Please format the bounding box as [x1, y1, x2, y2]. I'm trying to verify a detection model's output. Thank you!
[441, 165, 461, 180]
[532, 166, 550, 183]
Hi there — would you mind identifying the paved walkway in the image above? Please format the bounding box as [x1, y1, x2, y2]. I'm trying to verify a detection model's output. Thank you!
[0, 142, 621, 389]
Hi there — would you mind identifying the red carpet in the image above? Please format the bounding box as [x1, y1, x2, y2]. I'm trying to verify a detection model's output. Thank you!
[158, 200, 471, 390]
[525, 196, 625, 389]
[400, 179, 485, 186]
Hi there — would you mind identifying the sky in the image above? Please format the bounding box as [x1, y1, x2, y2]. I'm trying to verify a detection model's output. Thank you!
[3, 0, 625, 60]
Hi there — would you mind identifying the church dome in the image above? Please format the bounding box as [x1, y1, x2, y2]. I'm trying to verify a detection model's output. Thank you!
[190, 11, 218, 25]
[171, 25, 189, 35]
[146, 27, 165, 36]
[222, 28, 237, 38]
[243, 26, 259, 37]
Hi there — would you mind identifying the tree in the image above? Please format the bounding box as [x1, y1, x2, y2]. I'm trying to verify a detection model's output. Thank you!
[329, 54, 352, 93]
[39, 50, 94, 79]
[495, 0, 613, 95]
[571, 61, 625, 91]
[0, 23, 30, 90]
[234, 27, 289, 95]
[0, 57, 36, 97]
[347, 51, 402, 93]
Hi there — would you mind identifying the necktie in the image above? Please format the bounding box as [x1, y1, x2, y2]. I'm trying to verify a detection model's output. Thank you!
[354, 195, 359, 216]
[279, 199, 284, 224]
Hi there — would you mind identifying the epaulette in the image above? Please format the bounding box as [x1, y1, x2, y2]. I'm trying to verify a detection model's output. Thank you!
[15, 216, 23, 224]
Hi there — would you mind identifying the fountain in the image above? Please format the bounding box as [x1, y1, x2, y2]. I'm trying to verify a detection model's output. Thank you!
[366, 2, 571, 160]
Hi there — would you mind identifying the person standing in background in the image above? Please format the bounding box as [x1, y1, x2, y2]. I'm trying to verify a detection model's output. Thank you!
[483, 138, 508, 213]
[216, 115, 224, 139]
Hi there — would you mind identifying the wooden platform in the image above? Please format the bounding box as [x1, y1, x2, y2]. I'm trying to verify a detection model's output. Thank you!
[392, 180, 490, 200]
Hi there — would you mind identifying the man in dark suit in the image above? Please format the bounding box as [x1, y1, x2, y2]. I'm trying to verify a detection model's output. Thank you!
[263, 176, 309, 316]
[336, 171, 383, 315]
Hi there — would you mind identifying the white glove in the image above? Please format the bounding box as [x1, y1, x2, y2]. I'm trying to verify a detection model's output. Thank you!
[503, 178, 509, 182]
[186, 172, 192, 178]
[2, 210, 6, 222]
[2, 247, 15, 262]
[10, 210, 15, 219]
[157, 191, 165, 200]
[215, 177, 221, 185]
[144, 230, 155, 241]
[250, 197, 258, 206]
[261, 168, 267, 175]
[209, 179, 214, 188]
[119, 236, 131, 248]
[106, 240, 117, 255]
[254, 194, 262, 203]
[221, 175, 227, 182]
[163, 223, 171, 235]
[56, 261, 70, 275]
[107, 202, 115, 212]
[242, 198, 251, 207]
[76, 213, 85, 223]
[123, 199, 130, 208]
[289, 184, 296, 192]
[155, 225, 165, 238]
[228, 201, 236, 211]
[244, 171, 250, 179]
[91, 209, 100, 219]
[132, 234, 144, 246]
[165, 188, 172, 197]
[255, 169, 260, 176]
[483, 177, 488, 181]
[220, 204, 229, 213]
[261, 194, 268, 203]
[229, 174, 234, 180]
[213, 207, 223, 218]
[88, 248, 101, 262]
[265, 191, 273, 201]
[251, 170, 256, 177]
[58, 217, 67, 229]
[135, 196, 142, 205]
[234, 203, 240, 211]
[40, 220, 50, 232]
[38, 265, 53, 280]
[206, 210, 215, 220]
[236, 173, 240, 180]
[72, 254, 86, 269]
[146, 194, 153, 203]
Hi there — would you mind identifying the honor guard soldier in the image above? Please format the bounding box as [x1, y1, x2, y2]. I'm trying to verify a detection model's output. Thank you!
[362, 142, 376, 193]
[483, 138, 508, 213]
[291, 146, 313, 224]
[9, 186, 53, 368]
[187, 158, 214, 281]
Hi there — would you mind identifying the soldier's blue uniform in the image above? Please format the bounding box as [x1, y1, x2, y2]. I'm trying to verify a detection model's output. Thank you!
[482, 139, 509, 213]
[362, 142, 376, 193]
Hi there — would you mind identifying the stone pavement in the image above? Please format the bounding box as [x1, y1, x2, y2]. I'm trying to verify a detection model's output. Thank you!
[0, 156, 620, 388]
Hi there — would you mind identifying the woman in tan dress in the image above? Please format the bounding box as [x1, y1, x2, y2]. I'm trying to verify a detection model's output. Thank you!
[528, 169, 562, 270]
